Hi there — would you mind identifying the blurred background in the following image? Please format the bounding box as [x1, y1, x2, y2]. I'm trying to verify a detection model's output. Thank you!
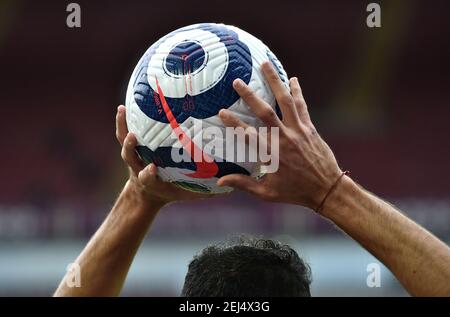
[0, 0, 449, 296]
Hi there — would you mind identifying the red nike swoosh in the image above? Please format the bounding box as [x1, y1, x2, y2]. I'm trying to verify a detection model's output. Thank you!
[155, 78, 219, 179]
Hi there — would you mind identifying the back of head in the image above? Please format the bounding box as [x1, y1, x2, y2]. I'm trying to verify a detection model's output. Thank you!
[181, 236, 312, 297]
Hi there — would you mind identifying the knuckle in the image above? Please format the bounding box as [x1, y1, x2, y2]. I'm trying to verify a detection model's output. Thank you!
[297, 123, 309, 136]
[246, 126, 258, 138]
[292, 82, 302, 93]
[137, 171, 147, 183]
[115, 131, 120, 141]
[260, 108, 277, 123]
[268, 71, 279, 82]
[301, 98, 308, 108]
[263, 191, 278, 202]
[309, 126, 318, 136]
[280, 94, 294, 107]
[243, 88, 256, 100]
[225, 177, 237, 187]
[231, 115, 242, 126]
[293, 96, 305, 106]
[121, 147, 129, 162]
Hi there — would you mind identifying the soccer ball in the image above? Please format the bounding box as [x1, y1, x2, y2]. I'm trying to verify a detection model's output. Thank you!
[125, 23, 288, 193]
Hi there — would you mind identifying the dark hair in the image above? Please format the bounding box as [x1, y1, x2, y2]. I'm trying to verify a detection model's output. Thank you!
[181, 236, 312, 297]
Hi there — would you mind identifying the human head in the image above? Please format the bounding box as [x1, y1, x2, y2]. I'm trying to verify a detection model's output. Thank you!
[181, 236, 312, 296]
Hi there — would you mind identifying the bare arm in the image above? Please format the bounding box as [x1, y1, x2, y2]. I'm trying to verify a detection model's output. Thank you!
[54, 181, 162, 296]
[218, 61, 450, 296]
[323, 176, 450, 296]
[54, 106, 212, 296]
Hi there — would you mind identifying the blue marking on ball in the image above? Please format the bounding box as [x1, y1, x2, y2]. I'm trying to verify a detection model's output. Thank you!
[133, 23, 252, 123]
[165, 41, 206, 76]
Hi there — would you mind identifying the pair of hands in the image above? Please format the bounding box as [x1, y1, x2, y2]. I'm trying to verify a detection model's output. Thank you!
[116, 61, 342, 210]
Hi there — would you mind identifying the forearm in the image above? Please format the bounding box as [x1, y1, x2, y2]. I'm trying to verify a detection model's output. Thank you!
[321, 176, 450, 296]
[54, 181, 164, 296]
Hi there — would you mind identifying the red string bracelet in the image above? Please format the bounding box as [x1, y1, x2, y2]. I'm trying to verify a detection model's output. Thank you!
[316, 170, 350, 213]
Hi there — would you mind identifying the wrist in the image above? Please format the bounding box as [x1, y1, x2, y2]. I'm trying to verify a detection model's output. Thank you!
[122, 180, 167, 215]
[317, 174, 358, 220]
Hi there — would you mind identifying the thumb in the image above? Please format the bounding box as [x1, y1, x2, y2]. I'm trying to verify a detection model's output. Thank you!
[217, 174, 265, 196]
[138, 163, 158, 186]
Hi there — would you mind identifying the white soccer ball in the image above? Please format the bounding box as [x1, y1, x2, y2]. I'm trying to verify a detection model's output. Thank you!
[125, 23, 288, 193]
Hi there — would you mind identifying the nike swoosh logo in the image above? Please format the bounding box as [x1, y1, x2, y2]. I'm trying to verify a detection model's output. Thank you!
[155, 78, 219, 179]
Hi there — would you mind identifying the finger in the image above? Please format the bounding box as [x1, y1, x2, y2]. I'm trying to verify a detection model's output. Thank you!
[137, 163, 158, 186]
[217, 174, 266, 196]
[116, 105, 128, 146]
[261, 61, 299, 127]
[219, 109, 250, 129]
[121, 133, 145, 174]
[289, 77, 312, 127]
[233, 79, 283, 128]
[219, 108, 272, 150]
[219, 109, 261, 149]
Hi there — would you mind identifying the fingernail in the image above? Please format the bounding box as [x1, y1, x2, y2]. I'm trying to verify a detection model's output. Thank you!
[233, 79, 244, 88]
[219, 109, 229, 117]
[262, 61, 272, 70]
